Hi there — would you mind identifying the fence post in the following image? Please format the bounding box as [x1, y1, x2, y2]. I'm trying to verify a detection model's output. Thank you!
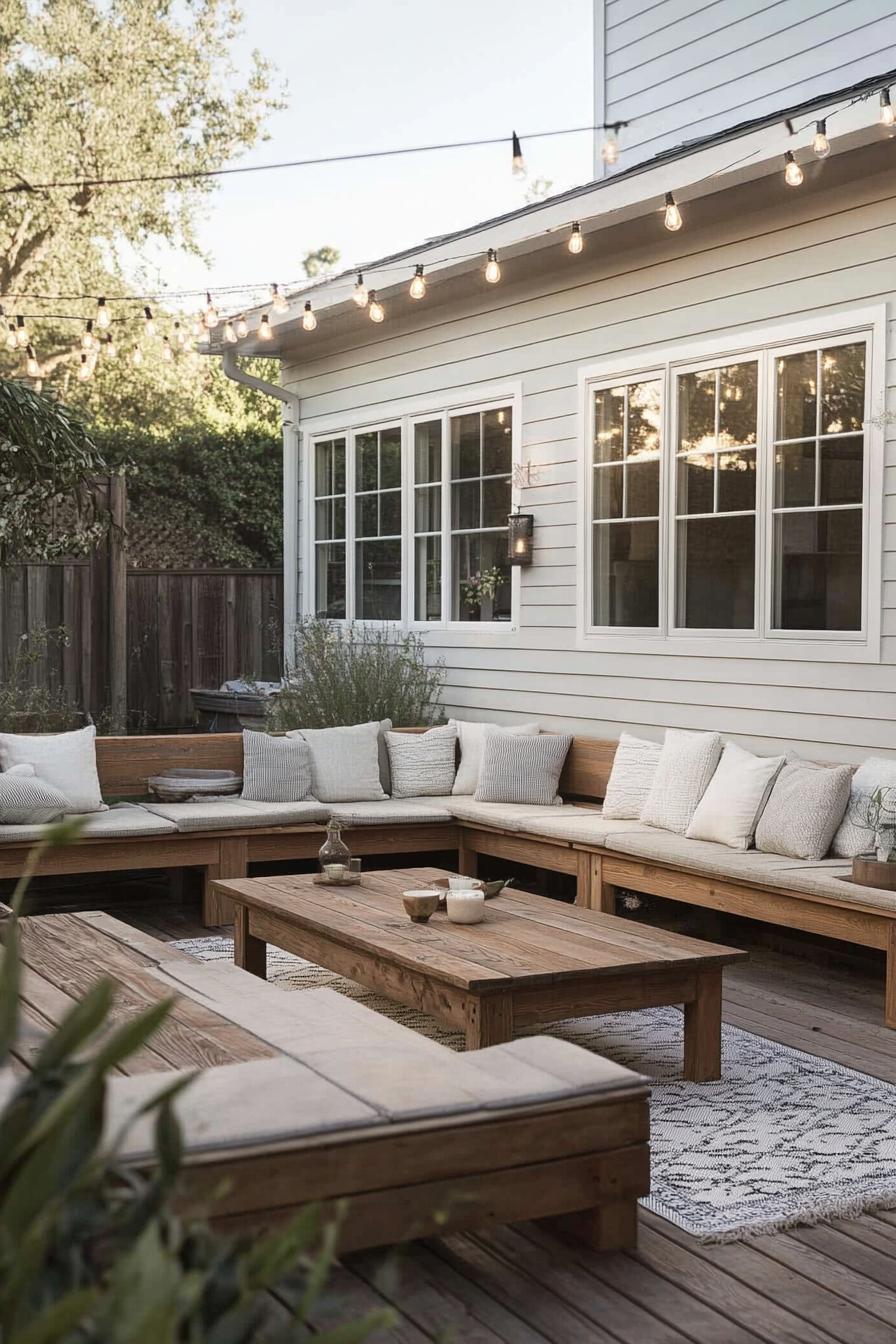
[107, 475, 127, 732]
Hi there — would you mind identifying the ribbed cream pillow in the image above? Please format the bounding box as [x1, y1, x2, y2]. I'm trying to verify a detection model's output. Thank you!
[686, 742, 785, 850]
[639, 729, 723, 835]
[602, 733, 662, 819]
[755, 760, 852, 861]
[386, 724, 457, 798]
[450, 719, 539, 795]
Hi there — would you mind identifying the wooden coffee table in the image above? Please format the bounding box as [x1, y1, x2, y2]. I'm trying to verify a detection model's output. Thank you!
[213, 866, 746, 1081]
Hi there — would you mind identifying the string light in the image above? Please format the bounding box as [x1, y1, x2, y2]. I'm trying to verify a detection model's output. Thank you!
[81, 320, 95, 351]
[5, 324, 17, 352]
[601, 128, 620, 166]
[663, 192, 682, 231]
[813, 120, 830, 157]
[368, 291, 385, 322]
[191, 316, 204, 338]
[881, 88, 895, 127]
[174, 321, 186, 347]
[15, 315, 28, 348]
[204, 292, 219, 329]
[131, 344, 143, 366]
[485, 248, 501, 283]
[223, 319, 237, 343]
[258, 313, 273, 340]
[96, 296, 110, 329]
[784, 150, 803, 186]
[143, 305, 156, 337]
[78, 352, 93, 380]
[511, 131, 526, 178]
[235, 314, 248, 338]
[409, 264, 426, 299]
[270, 283, 289, 314]
[302, 300, 317, 331]
[162, 335, 173, 362]
[567, 221, 584, 254]
[25, 344, 40, 377]
[352, 272, 368, 307]
[104, 333, 117, 359]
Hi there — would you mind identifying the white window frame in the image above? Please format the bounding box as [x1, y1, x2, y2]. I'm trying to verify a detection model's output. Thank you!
[577, 306, 886, 663]
[299, 384, 523, 633]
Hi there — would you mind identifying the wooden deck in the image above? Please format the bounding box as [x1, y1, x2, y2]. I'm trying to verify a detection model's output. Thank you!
[90, 898, 896, 1342]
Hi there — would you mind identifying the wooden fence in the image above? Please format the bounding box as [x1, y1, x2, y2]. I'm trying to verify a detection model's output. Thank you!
[0, 562, 283, 733]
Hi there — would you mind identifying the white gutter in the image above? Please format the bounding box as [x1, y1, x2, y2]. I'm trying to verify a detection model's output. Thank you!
[221, 347, 300, 651]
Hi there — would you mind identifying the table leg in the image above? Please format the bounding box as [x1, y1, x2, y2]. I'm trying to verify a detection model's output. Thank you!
[683, 967, 722, 1081]
[464, 993, 513, 1049]
[546, 1198, 639, 1251]
[233, 904, 266, 979]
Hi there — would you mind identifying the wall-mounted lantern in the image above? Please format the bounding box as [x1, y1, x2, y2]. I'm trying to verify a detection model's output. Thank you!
[507, 510, 534, 566]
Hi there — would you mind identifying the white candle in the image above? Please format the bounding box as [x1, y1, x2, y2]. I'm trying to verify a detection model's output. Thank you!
[446, 890, 485, 924]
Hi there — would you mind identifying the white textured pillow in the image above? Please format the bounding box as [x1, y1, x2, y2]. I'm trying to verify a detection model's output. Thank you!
[831, 757, 896, 857]
[686, 742, 785, 850]
[639, 729, 723, 835]
[755, 760, 852, 861]
[386, 724, 457, 798]
[0, 724, 103, 814]
[241, 730, 314, 802]
[0, 773, 71, 824]
[476, 733, 572, 806]
[602, 733, 662, 819]
[450, 719, 540, 795]
[289, 721, 389, 803]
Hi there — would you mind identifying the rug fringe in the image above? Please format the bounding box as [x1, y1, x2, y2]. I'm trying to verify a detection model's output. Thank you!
[647, 1187, 896, 1244]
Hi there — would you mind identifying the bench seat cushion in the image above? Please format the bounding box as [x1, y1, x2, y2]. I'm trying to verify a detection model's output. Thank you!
[0, 803, 178, 845]
[518, 813, 654, 845]
[141, 799, 329, 832]
[327, 799, 454, 826]
[440, 799, 593, 831]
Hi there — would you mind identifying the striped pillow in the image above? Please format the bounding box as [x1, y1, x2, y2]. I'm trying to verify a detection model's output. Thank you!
[476, 733, 572, 806]
[386, 724, 457, 799]
[0, 773, 71, 825]
[241, 730, 314, 803]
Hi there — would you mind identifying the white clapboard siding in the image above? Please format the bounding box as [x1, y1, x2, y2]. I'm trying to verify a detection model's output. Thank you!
[597, 0, 896, 171]
[283, 143, 896, 763]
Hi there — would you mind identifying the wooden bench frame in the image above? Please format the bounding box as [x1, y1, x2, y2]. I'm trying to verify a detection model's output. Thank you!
[4, 731, 894, 1027]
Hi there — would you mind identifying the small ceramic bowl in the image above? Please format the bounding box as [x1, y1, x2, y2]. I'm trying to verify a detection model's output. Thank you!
[446, 890, 486, 924]
[403, 890, 440, 923]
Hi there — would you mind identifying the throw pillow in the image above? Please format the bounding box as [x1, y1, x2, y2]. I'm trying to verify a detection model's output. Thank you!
[685, 742, 785, 850]
[450, 719, 540, 795]
[602, 732, 662, 819]
[241, 730, 314, 803]
[831, 756, 896, 858]
[289, 720, 389, 803]
[639, 729, 723, 835]
[476, 732, 572, 806]
[755, 760, 853, 861]
[0, 773, 71, 825]
[386, 724, 457, 798]
[0, 724, 104, 814]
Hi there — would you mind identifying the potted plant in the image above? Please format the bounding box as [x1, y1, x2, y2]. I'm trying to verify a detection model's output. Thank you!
[850, 785, 896, 889]
[460, 566, 506, 621]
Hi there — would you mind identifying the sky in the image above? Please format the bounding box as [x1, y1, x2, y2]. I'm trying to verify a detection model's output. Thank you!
[154, 0, 596, 298]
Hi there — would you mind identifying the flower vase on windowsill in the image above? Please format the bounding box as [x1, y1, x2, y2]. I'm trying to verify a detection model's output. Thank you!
[460, 567, 505, 622]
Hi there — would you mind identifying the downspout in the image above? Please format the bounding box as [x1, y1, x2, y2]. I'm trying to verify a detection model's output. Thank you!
[221, 346, 302, 665]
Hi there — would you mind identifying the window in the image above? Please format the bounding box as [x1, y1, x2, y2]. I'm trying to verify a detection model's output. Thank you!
[584, 323, 874, 647]
[308, 398, 517, 627]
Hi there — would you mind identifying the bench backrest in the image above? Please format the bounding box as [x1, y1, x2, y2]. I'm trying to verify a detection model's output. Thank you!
[95, 731, 618, 802]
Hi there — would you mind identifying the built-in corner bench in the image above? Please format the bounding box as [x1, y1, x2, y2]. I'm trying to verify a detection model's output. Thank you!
[2, 731, 894, 1027]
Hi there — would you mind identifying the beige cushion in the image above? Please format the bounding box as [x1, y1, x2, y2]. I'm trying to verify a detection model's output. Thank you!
[519, 813, 654, 845]
[755, 760, 852, 861]
[601, 732, 662, 819]
[0, 803, 178, 845]
[0, 724, 104, 814]
[686, 741, 785, 851]
[289, 721, 389, 803]
[640, 729, 722, 834]
[386, 724, 457, 798]
[450, 718, 540, 795]
[327, 799, 453, 826]
[141, 800, 328, 832]
[439, 798, 578, 831]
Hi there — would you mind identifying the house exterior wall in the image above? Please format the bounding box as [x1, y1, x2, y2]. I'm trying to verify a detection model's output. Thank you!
[282, 144, 896, 764]
[595, 0, 896, 173]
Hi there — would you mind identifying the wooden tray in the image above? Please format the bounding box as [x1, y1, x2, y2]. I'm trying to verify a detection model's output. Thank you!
[313, 871, 363, 887]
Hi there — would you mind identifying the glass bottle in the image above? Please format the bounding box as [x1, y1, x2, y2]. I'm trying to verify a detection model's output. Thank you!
[318, 820, 351, 876]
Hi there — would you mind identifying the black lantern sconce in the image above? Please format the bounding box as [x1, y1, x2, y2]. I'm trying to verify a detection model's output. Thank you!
[507, 509, 534, 566]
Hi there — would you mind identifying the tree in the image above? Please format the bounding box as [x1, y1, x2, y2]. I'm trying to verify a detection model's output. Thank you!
[0, 0, 280, 389]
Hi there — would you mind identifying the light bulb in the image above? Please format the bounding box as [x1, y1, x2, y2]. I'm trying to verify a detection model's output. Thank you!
[368, 291, 384, 322]
[235, 314, 248, 338]
[174, 321, 186, 347]
[144, 305, 155, 338]
[6, 323, 17, 351]
[601, 131, 619, 166]
[511, 130, 526, 178]
[302, 300, 317, 331]
[78, 352, 92, 381]
[409, 264, 426, 299]
[104, 334, 117, 359]
[191, 316, 204, 338]
[132, 344, 143, 367]
[270, 282, 289, 314]
[485, 248, 501, 283]
[25, 345, 40, 377]
[96, 296, 110, 329]
[352, 272, 368, 307]
[784, 151, 803, 186]
[813, 120, 830, 158]
[663, 192, 682, 231]
[223, 320, 237, 343]
[258, 313, 273, 340]
[162, 336, 173, 362]
[882, 89, 895, 127]
[204, 291, 219, 329]
[568, 221, 584, 254]
[81, 320, 95, 351]
[15, 315, 28, 348]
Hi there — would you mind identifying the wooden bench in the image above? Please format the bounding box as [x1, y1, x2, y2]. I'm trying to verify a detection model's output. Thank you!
[7, 909, 651, 1251]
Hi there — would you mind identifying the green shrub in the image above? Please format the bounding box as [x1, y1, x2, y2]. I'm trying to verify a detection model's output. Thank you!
[267, 620, 445, 731]
[0, 625, 82, 733]
[0, 827, 393, 1343]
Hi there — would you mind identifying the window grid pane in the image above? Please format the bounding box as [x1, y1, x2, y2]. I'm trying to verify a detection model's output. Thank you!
[414, 420, 443, 621]
[450, 407, 512, 622]
[313, 437, 347, 617]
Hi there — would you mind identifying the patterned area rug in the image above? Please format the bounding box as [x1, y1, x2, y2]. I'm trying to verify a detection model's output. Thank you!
[173, 935, 896, 1243]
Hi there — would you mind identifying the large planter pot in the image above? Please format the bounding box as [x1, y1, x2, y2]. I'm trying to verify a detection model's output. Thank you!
[190, 688, 277, 733]
[851, 854, 896, 890]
